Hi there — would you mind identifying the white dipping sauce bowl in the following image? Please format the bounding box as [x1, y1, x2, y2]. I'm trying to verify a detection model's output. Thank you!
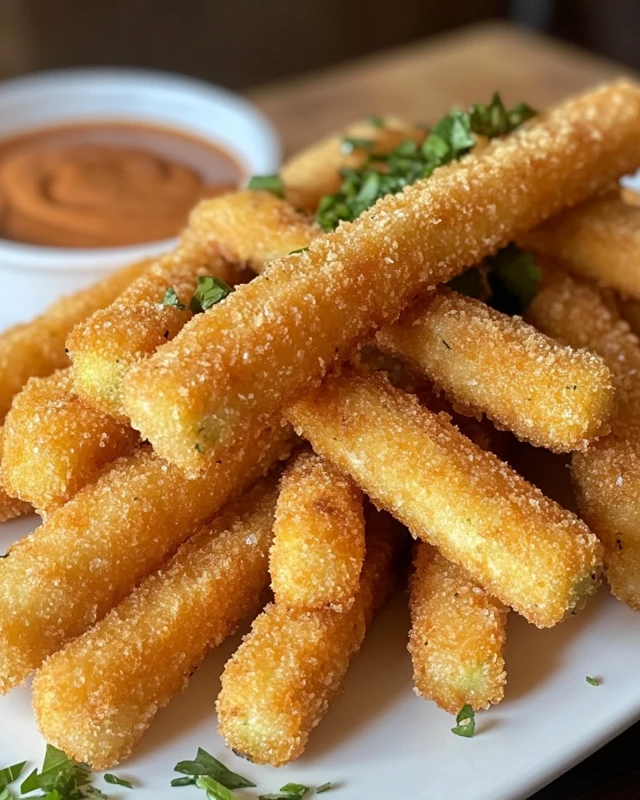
[0, 68, 280, 326]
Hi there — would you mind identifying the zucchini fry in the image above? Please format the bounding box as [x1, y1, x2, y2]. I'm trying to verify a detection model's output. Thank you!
[271, 450, 365, 610]
[0, 423, 290, 693]
[527, 268, 640, 607]
[217, 506, 405, 766]
[32, 479, 277, 769]
[288, 369, 602, 628]
[2, 369, 138, 514]
[0, 259, 148, 422]
[409, 543, 507, 713]
[123, 81, 640, 473]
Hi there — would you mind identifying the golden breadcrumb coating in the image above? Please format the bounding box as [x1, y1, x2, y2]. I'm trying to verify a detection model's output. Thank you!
[409, 543, 507, 713]
[520, 190, 640, 298]
[376, 289, 614, 452]
[68, 232, 248, 420]
[217, 506, 406, 766]
[288, 370, 603, 627]
[32, 478, 278, 769]
[621, 186, 640, 206]
[527, 269, 640, 429]
[0, 423, 291, 693]
[189, 190, 319, 271]
[199, 193, 606, 455]
[271, 450, 365, 610]
[2, 369, 138, 514]
[123, 81, 640, 474]
[527, 268, 640, 608]
[280, 116, 426, 212]
[0, 259, 148, 423]
[359, 345, 513, 461]
[0, 428, 31, 522]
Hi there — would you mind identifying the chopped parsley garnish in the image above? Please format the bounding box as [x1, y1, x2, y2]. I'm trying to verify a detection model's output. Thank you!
[163, 286, 186, 310]
[20, 744, 106, 798]
[258, 785, 310, 800]
[316, 93, 536, 231]
[163, 277, 234, 316]
[485, 245, 542, 315]
[171, 776, 196, 787]
[188, 276, 234, 314]
[195, 775, 235, 800]
[104, 774, 133, 789]
[586, 675, 600, 686]
[0, 762, 25, 790]
[469, 93, 536, 137]
[451, 704, 476, 737]
[173, 748, 254, 790]
[316, 783, 333, 794]
[448, 245, 541, 315]
[247, 174, 285, 197]
[365, 115, 385, 128]
[289, 247, 309, 255]
[340, 137, 374, 154]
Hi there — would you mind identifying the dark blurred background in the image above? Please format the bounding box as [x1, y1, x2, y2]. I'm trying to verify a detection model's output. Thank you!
[0, 0, 638, 91]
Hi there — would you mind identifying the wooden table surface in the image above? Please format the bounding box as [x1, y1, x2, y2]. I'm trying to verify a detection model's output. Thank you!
[249, 20, 639, 800]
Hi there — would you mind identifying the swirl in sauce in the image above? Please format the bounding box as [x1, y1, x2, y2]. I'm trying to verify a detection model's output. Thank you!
[0, 122, 242, 248]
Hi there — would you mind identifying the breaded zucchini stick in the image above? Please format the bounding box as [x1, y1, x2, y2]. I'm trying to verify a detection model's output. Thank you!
[280, 116, 426, 212]
[0, 259, 148, 422]
[69, 191, 317, 421]
[520, 190, 640, 298]
[271, 450, 365, 610]
[217, 505, 405, 766]
[67, 231, 246, 420]
[196, 192, 611, 453]
[32, 478, 278, 769]
[376, 290, 614, 452]
[409, 543, 507, 713]
[0, 428, 31, 522]
[288, 370, 603, 628]
[527, 269, 640, 608]
[2, 369, 138, 514]
[0, 424, 290, 693]
[123, 81, 640, 473]
[189, 189, 319, 271]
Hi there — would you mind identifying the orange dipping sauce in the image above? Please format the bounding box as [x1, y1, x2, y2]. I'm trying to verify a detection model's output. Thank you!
[0, 122, 243, 248]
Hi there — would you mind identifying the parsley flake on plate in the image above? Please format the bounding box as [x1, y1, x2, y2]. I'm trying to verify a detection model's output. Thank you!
[258, 785, 309, 800]
[104, 773, 134, 789]
[173, 747, 254, 790]
[451, 704, 476, 737]
[194, 775, 235, 800]
[20, 744, 106, 799]
[0, 762, 26, 790]
[586, 675, 600, 686]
